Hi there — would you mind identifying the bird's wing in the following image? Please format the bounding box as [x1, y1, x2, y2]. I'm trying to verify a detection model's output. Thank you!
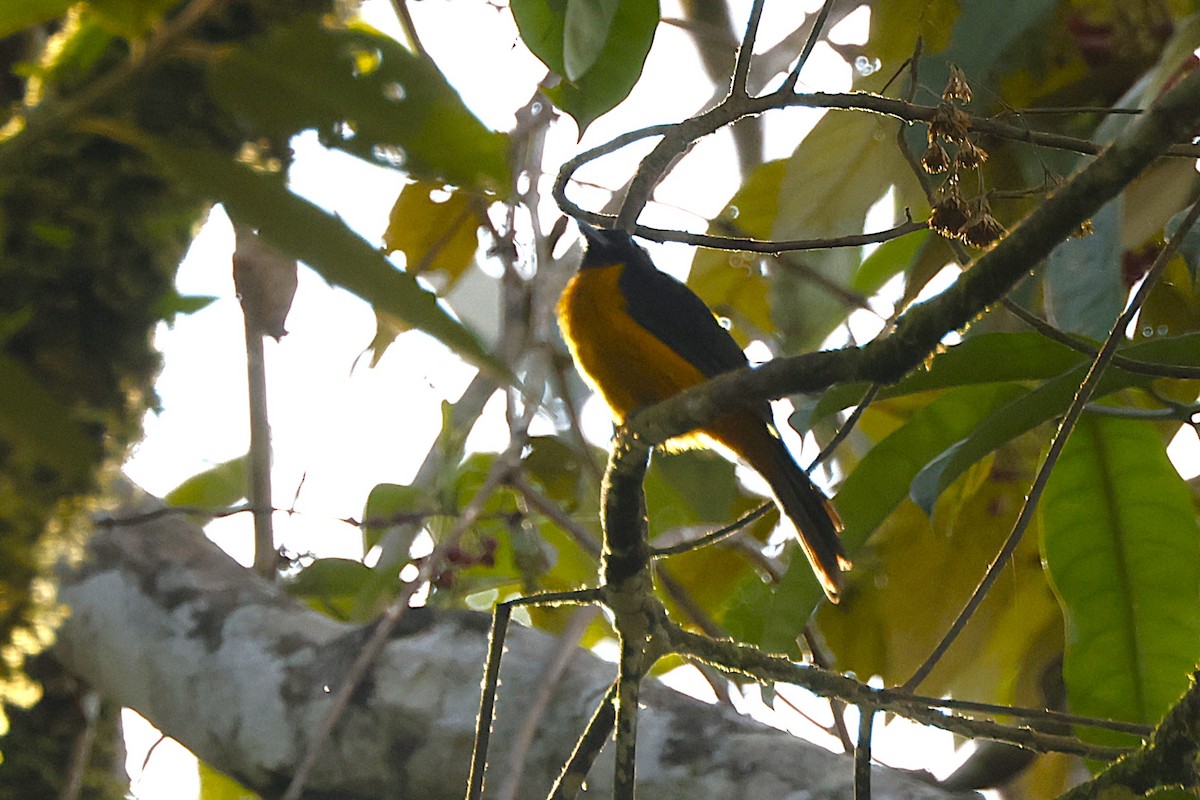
[618, 257, 749, 379]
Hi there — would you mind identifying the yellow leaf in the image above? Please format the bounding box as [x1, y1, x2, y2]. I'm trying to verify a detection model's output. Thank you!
[687, 250, 773, 345]
[198, 761, 259, 800]
[383, 181, 483, 287]
[868, 0, 959, 65]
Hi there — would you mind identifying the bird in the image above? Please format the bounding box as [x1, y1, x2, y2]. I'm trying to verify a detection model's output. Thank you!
[557, 222, 850, 602]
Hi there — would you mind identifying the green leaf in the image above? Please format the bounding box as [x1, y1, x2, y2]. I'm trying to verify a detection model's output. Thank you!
[768, 109, 924, 348]
[645, 450, 743, 531]
[514, 0, 659, 134]
[208, 17, 510, 192]
[815, 330, 1200, 424]
[164, 455, 248, 510]
[362, 482, 435, 555]
[1045, 198, 1124, 340]
[153, 290, 217, 326]
[904, 333, 1200, 510]
[853, 228, 930, 295]
[1041, 416, 1200, 737]
[0, 353, 100, 487]
[813, 331, 1084, 421]
[838, 384, 1029, 549]
[0, 0, 75, 37]
[776, 110, 908, 239]
[286, 557, 377, 621]
[129, 137, 496, 370]
[817, 464, 1060, 701]
[563, 0, 620, 81]
[940, 0, 1056, 79]
[908, 362, 1145, 514]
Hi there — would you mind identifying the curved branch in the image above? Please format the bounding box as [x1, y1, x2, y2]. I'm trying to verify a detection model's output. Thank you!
[555, 88, 1200, 232]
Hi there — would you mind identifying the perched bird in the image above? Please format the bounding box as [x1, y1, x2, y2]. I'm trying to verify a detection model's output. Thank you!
[557, 223, 850, 602]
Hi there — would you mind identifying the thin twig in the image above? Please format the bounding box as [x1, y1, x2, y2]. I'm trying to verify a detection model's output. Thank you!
[667, 622, 1133, 761]
[902, 189, 1200, 692]
[549, 681, 618, 800]
[510, 475, 601, 556]
[854, 708, 875, 800]
[496, 607, 599, 800]
[555, 89, 1200, 231]
[812, 383, 880, 469]
[782, 0, 838, 93]
[914, 693, 1153, 737]
[1002, 297, 1200, 379]
[389, 0, 430, 61]
[244, 314, 275, 580]
[467, 589, 602, 800]
[651, 503, 772, 557]
[730, 0, 768, 97]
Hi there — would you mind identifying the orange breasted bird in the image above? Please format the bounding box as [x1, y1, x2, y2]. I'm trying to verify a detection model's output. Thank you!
[557, 223, 851, 602]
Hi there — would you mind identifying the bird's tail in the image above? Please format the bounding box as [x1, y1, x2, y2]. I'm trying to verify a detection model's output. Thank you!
[710, 416, 850, 602]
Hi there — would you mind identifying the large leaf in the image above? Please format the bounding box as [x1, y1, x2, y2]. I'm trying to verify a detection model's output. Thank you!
[512, 0, 659, 134]
[132, 139, 495, 369]
[769, 106, 924, 349]
[811, 331, 1086, 422]
[900, 333, 1200, 510]
[1040, 415, 1200, 739]
[208, 17, 510, 192]
[563, 0, 620, 81]
[164, 455, 248, 510]
[1044, 198, 1125, 340]
[939, 0, 1058, 83]
[908, 362, 1145, 513]
[813, 330, 1200, 422]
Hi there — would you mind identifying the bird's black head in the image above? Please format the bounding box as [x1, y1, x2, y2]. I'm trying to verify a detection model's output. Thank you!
[578, 222, 648, 270]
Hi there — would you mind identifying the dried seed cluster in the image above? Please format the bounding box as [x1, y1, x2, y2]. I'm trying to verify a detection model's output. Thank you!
[924, 65, 1006, 248]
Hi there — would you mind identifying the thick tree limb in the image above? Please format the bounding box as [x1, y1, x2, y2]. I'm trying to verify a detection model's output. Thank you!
[53, 484, 976, 799]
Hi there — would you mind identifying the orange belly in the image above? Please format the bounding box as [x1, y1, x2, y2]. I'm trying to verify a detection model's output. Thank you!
[558, 263, 710, 424]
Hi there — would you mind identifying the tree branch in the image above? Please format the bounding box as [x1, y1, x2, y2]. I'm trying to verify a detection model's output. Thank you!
[623, 63, 1200, 448]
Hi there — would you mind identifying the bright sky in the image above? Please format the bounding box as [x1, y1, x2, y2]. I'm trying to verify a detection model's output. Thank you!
[111, 0, 1200, 796]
